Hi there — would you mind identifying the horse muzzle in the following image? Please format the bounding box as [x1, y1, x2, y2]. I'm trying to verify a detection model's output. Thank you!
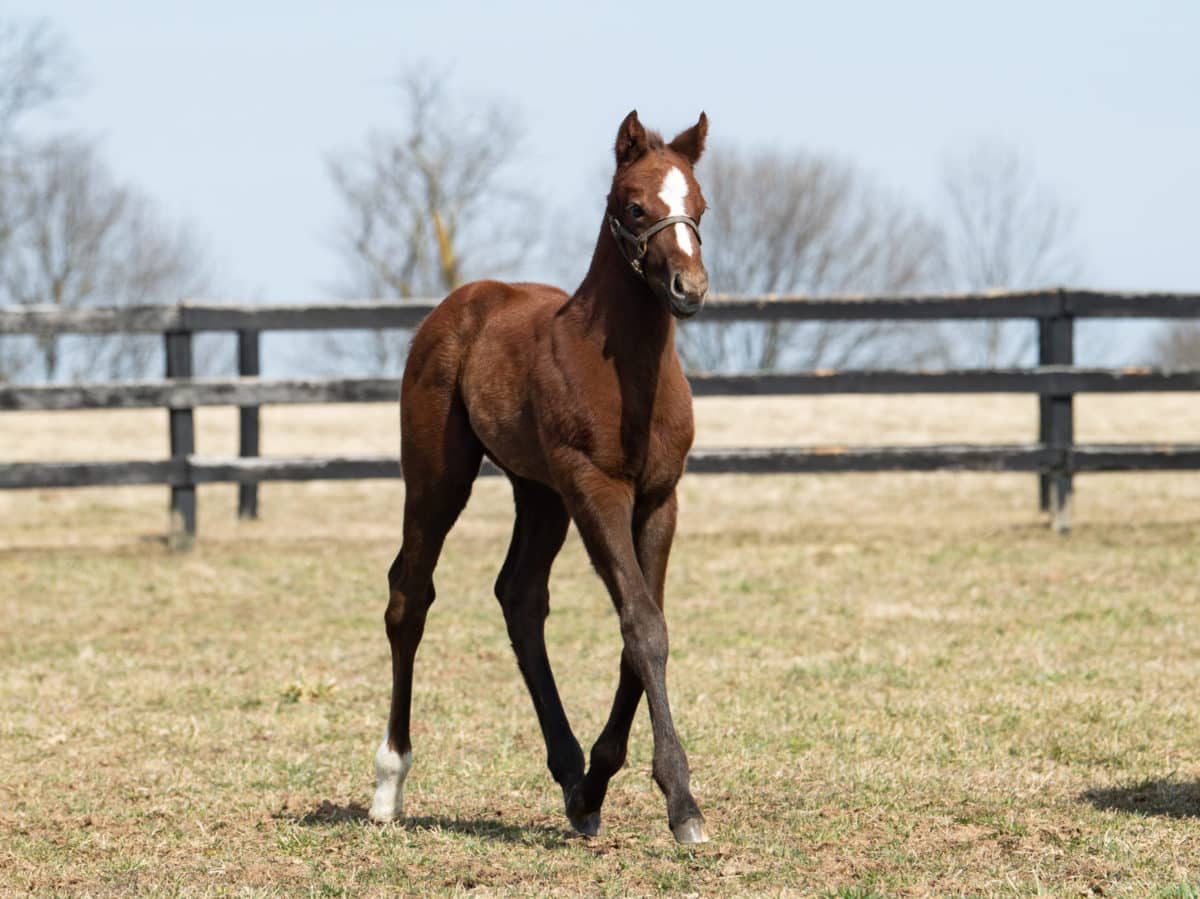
[667, 269, 708, 319]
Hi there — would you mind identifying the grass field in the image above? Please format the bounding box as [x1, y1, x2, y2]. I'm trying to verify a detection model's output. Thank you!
[3, 396, 1200, 896]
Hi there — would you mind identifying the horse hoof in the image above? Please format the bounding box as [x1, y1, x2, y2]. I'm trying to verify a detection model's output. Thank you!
[671, 817, 709, 844]
[569, 810, 601, 837]
[563, 783, 601, 837]
[368, 800, 402, 824]
[369, 787, 405, 824]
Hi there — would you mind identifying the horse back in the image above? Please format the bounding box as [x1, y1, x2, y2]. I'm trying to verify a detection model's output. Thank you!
[403, 279, 566, 386]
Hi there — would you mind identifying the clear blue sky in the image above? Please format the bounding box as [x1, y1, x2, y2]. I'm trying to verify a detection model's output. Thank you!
[11, 0, 1200, 302]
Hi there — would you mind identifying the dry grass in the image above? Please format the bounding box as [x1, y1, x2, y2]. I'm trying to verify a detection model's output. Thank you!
[3, 398, 1200, 896]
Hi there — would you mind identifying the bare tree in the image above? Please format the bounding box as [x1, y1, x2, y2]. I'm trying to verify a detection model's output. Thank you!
[938, 141, 1081, 366]
[0, 138, 209, 382]
[679, 146, 945, 373]
[0, 12, 76, 382]
[324, 69, 537, 373]
[0, 13, 209, 384]
[1150, 322, 1200, 368]
[0, 12, 75, 145]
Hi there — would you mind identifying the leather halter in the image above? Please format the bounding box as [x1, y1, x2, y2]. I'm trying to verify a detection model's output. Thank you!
[607, 213, 702, 277]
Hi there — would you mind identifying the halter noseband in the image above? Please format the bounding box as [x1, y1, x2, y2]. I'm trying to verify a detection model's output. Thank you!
[607, 213, 702, 277]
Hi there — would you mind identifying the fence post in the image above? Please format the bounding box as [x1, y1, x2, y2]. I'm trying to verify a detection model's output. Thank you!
[1037, 320, 1053, 512]
[165, 329, 196, 548]
[1041, 313, 1075, 534]
[237, 329, 261, 519]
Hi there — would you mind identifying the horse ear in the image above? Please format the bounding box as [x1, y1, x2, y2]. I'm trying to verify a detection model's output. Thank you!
[668, 112, 708, 165]
[615, 109, 648, 167]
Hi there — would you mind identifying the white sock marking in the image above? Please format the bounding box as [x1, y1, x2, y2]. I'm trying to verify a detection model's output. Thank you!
[658, 166, 694, 257]
[369, 731, 413, 823]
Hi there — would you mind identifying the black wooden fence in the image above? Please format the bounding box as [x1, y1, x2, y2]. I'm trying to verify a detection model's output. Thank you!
[3, 288, 1199, 545]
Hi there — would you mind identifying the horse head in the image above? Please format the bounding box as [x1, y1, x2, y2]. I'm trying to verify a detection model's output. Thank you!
[607, 110, 709, 319]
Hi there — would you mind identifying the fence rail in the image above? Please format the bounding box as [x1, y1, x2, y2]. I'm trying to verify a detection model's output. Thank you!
[5, 367, 1200, 412]
[3, 289, 1198, 544]
[4, 289, 1200, 334]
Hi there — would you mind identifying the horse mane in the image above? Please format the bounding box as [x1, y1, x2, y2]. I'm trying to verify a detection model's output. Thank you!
[615, 128, 665, 160]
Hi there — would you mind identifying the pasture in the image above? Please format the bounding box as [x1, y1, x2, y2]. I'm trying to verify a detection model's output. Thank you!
[3, 394, 1200, 896]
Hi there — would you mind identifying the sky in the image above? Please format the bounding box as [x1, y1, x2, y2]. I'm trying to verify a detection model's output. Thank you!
[8, 0, 1200, 312]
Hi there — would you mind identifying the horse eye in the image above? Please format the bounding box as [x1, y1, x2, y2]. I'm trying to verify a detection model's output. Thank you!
[628, 203, 645, 220]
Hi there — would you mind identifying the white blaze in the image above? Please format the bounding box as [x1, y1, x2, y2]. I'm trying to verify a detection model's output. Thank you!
[658, 167, 694, 257]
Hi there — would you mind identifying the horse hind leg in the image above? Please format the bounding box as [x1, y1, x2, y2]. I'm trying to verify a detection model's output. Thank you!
[368, 545, 429, 824]
[494, 477, 589, 831]
[370, 391, 483, 824]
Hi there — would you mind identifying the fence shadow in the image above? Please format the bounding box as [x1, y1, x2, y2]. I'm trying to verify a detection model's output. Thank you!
[1080, 778, 1200, 819]
[279, 799, 568, 846]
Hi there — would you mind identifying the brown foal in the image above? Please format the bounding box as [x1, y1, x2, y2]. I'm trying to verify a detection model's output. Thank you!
[369, 110, 711, 844]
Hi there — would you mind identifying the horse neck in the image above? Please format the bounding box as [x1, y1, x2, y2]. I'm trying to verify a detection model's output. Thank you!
[569, 217, 678, 371]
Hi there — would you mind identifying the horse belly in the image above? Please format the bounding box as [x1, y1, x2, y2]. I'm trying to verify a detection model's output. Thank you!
[470, 403, 551, 482]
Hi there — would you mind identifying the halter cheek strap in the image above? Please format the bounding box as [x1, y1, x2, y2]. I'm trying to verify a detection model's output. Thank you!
[607, 213, 702, 277]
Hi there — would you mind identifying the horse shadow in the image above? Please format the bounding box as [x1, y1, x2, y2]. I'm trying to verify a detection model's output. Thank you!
[278, 800, 570, 846]
[1080, 778, 1200, 819]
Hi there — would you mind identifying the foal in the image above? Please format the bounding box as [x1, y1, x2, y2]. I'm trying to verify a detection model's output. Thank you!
[369, 110, 711, 844]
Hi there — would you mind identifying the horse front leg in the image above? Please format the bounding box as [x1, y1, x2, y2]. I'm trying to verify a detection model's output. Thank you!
[563, 479, 706, 843]
[567, 490, 686, 835]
